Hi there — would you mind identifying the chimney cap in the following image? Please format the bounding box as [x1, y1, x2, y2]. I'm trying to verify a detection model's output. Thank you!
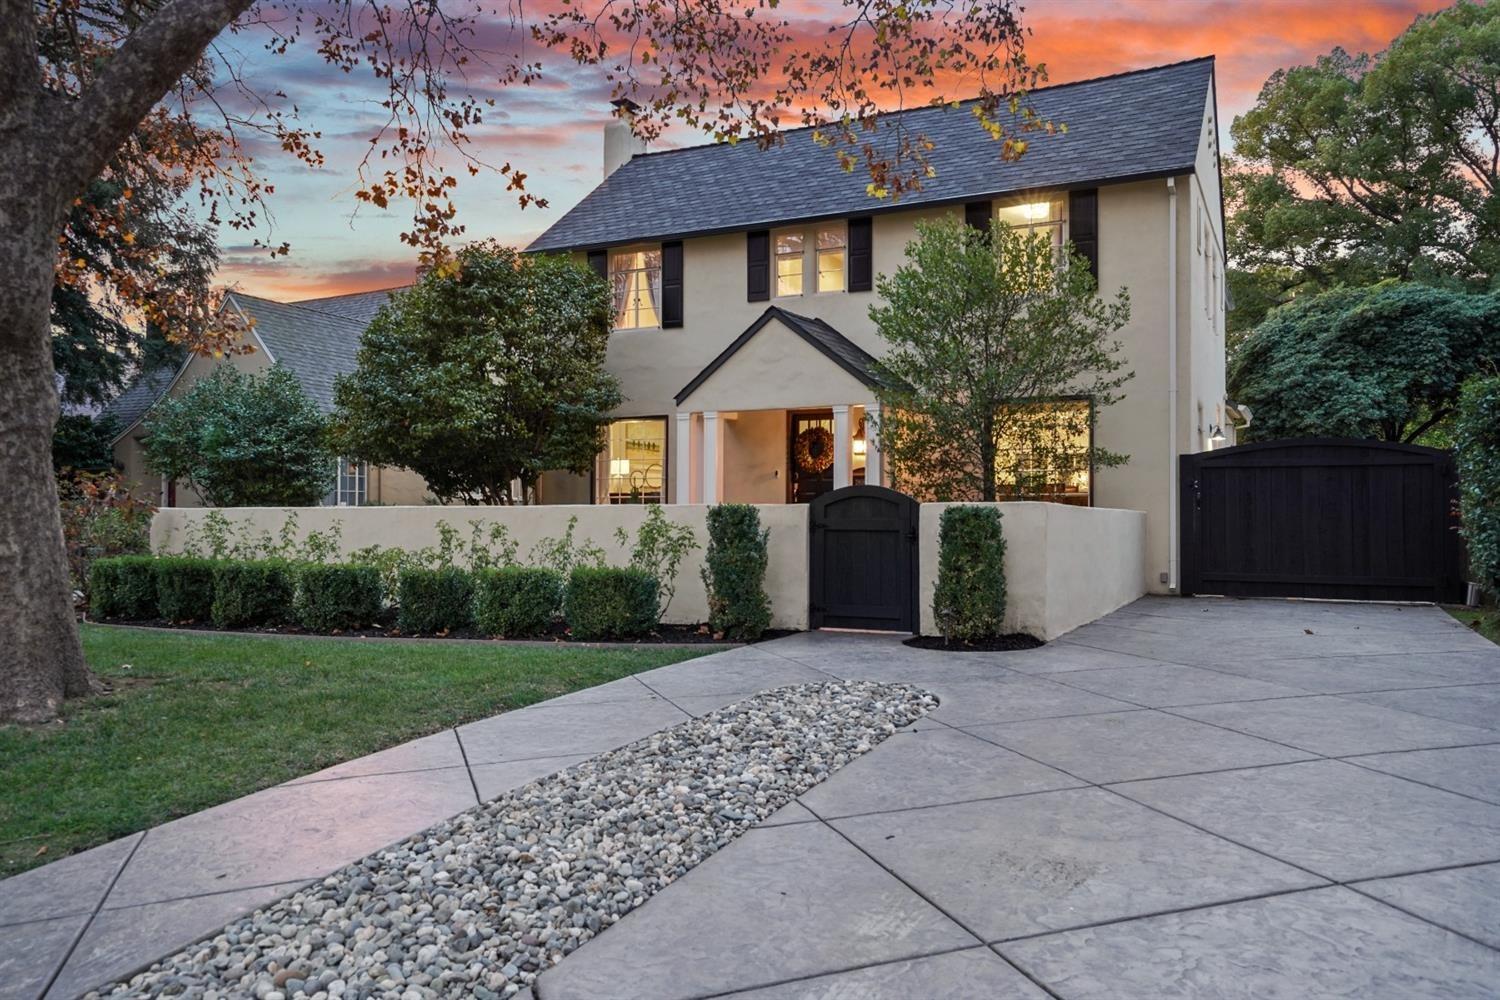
[610, 97, 642, 114]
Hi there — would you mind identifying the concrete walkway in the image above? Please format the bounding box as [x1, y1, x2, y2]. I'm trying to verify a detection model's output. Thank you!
[5, 598, 1500, 998]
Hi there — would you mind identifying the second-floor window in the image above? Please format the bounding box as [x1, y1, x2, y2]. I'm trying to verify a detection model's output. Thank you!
[995, 199, 1065, 253]
[609, 246, 662, 329]
[816, 225, 846, 292]
[775, 231, 804, 297]
[775, 223, 847, 297]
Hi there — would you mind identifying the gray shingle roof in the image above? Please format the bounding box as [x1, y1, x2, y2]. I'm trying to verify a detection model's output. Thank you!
[676, 306, 897, 404]
[529, 57, 1214, 253]
[292, 287, 405, 325]
[229, 292, 373, 412]
[102, 365, 178, 439]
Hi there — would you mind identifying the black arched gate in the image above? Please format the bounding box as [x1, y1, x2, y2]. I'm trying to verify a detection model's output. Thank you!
[809, 485, 919, 631]
[1180, 438, 1466, 602]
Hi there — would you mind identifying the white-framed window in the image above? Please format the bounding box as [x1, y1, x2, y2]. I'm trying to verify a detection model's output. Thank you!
[608, 246, 662, 330]
[774, 231, 805, 298]
[335, 458, 367, 506]
[995, 399, 1093, 506]
[994, 198, 1065, 253]
[815, 223, 846, 292]
[598, 417, 666, 504]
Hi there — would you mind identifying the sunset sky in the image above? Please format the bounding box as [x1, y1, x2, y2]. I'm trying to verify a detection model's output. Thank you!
[212, 0, 1453, 301]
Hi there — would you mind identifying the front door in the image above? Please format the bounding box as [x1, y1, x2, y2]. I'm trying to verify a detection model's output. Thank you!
[788, 410, 835, 503]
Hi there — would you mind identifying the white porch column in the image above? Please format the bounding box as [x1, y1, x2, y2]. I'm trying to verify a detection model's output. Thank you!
[674, 412, 692, 504]
[864, 402, 882, 488]
[832, 404, 852, 490]
[702, 410, 723, 505]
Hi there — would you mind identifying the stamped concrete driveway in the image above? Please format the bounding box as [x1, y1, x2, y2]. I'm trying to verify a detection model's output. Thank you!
[3, 598, 1499, 999]
[537, 598, 1500, 999]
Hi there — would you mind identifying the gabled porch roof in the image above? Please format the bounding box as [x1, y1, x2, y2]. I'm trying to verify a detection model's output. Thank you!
[674, 307, 896, 408]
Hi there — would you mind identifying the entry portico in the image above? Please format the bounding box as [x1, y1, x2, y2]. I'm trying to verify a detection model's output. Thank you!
[672, 307, 891, 505]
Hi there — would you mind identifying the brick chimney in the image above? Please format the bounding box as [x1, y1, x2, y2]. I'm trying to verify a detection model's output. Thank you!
[604, 98, 648, 179]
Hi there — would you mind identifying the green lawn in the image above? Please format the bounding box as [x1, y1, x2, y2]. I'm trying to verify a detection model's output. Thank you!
[1, 625, 709, 878]
[1446, 606, 1500, 646]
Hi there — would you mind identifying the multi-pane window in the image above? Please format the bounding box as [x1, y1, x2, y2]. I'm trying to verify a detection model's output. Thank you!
[335, 458, 367, 506]
[599, 418, 666, 504]
[995, 399, 1093, 506]
[774, 231, 804, 297]
[815, 224, 846, 292]
[995, 199, 1065, 253]
[608, 247, 662, 329]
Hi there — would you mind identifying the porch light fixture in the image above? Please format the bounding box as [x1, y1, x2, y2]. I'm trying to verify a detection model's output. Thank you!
[1208, 425, 1227, 447]
[852, 437, 867, 457]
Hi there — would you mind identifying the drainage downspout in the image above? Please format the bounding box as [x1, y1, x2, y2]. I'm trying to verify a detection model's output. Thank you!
[1166, 176, 1180, 593]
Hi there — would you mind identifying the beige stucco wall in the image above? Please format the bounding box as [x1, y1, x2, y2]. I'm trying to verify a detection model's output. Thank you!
[678, 317, 875, 412]
[151, 503, 813, 630]
[918, 502, 1147, 640]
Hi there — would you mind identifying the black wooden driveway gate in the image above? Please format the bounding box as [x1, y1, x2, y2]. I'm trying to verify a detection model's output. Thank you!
[1180, 438, 1466, 602]
[809, 485, 919, 631]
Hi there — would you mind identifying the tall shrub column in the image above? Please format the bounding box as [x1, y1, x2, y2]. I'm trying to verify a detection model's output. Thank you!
[1456, 374, 1500, 605]
[932, 505, 1007, 643]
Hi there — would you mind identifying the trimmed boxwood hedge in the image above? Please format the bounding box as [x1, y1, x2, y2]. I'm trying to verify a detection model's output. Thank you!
[1457, 374, 1500, 603]
[564, 566, 658, 640]
[155, 556, 220, 623]
[702, 504, 772, 641]
[89, 555, 158, 620]
[396, 566, 475, 634]
[932, 505, 1007, 642]
[294, 563, 384, 631]
[474, 567, 563, 637]
[211, 560, 295, 629]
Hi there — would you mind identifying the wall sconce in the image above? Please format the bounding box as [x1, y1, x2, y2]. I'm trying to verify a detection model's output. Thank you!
[1208, 425, 1226, 448]
[852, 437, 867, 457]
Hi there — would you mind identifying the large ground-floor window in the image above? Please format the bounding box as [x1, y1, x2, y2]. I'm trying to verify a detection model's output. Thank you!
[328, 457, 368, 506]
[599, 417, 666, 503]
[995, 398, 1093, 506]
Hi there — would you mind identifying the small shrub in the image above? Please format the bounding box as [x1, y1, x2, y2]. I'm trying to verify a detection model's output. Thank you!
[60, 471, 153, 599]
[933, 505, 1007, 642]
[88, 555, 158, 619]
[564, 566, 659, 640]
[701, 504, 772, 641]
[1457, 373, 1500, 605]
[396, 566, 475, 634]
[154, 556, 220, 623]
[211, 560, 295, 628]
[615, 506, 699, 619]
[294, 563, 384, 631]
[474, 567, 564, 637]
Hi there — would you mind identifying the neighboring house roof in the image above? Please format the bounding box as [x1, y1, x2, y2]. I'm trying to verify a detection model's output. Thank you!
[101, 365, 178, 440]
[292, 286, 405, 325]
[530, 57, 1215, 253]
[675, 306, 897, 405]
[226, 292, 373, 412]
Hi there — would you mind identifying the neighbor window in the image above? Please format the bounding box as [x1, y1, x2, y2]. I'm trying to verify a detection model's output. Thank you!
[599, 417, 666, 504]
[995, 399, 1092, 506]
[334, 458, 367, 506]
[609, 246, 662, 330]
[774, 231, 805, 297]
[816, 224, 846, 292]
[995, 198, 1065, 252]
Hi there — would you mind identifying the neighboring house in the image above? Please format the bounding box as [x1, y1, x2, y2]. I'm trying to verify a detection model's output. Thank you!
[527, 56, 1230, 593]
[105, 288, 428, 507]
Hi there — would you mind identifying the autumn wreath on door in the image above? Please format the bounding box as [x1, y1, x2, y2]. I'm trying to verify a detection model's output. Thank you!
[794, 426, 835, 473]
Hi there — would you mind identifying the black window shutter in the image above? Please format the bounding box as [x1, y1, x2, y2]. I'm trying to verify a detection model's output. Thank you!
[964, 200, 992, 232]
[847, 217, 873, 292]
[1068, 188, 1099, 279]
[746, 230, 770, 302]
[661, 240, 684, 328]
[586, 249, 607, 279]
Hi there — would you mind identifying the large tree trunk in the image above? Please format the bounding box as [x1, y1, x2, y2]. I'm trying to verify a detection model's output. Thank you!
[0, 170, 98, 722]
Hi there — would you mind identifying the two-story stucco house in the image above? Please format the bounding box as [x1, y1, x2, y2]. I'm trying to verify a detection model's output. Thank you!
[526, 56, 1230, 593]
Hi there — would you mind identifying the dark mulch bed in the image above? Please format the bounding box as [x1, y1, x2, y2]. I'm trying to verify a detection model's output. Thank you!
[904, 633, 1045, 652]
[85, 615, 799, 646]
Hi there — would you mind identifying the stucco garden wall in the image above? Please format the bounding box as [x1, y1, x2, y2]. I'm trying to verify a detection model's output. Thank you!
[152, 504, 812, 630]
[917, 502, 1148, 641]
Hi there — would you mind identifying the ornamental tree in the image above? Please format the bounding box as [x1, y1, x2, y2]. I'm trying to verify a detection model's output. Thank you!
[329, 244, 621, 504]
[143, 365, 335, 506]
[4, 0, 1046, 721]
[871, 216, 1132, 502]
[1229, 283, 1500, 444]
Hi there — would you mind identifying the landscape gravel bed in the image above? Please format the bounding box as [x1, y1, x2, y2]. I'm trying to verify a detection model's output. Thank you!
[90, 680, 937, 999]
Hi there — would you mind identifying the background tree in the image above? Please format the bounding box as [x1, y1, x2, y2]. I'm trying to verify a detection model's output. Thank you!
[330, 244, 621, 504]
[1230, 283, 1500, 443]
[4, 0, 1045, 721]
[872, 216, 1132, 502]
[1225, 0, 1500, 335]
[144, 365, 334, 506]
